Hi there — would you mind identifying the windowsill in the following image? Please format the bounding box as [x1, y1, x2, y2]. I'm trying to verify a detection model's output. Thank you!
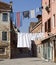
[0, 40, 10, 44]
[0, 40, 9, 43]
[0, 43, 9, 47]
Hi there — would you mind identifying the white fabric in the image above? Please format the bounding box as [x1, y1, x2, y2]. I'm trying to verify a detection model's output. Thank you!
[17, 33, 45, 48]
[30, 10, 35, 18]
[36, 8, 39, 13]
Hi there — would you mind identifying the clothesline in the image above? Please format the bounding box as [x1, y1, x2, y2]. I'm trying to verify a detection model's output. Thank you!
[13, 7, 40, 13]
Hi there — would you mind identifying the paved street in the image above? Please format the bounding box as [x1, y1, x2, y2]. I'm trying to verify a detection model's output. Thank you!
[0, 58, 56, 65]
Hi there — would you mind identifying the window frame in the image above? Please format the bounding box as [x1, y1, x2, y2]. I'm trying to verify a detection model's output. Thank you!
[48, 19, 51, 32]
[45, 18, 51, 32]
[49, 0, 51, 8]
[2, 31, 7, 41]
[2, 13, 8, 21]
[53, 14, 55, 27]
[45, 22, 48, 32]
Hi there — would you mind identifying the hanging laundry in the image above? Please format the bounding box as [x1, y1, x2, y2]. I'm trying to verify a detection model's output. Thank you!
[20, 12, 23, 27]
[23, 11, 29, 18]
[10, 12, 14, 21]
[16, 12, 20, 28]
[30, 9, 35, 18]
[36, 8, 40, 13]
[17, 33, 45, 48]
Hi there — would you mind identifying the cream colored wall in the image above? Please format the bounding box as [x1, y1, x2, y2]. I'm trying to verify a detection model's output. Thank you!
[0, 12, 10, 42]
[0, 12, 11, 58]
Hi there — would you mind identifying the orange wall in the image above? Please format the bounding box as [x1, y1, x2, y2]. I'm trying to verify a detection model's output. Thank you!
[42, 0, 56, 34]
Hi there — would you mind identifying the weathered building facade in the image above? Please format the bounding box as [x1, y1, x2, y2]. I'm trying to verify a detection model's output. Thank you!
[0, 1, 18, 59]
[29, 0, 56, 62]
[42, 0, 56, 62]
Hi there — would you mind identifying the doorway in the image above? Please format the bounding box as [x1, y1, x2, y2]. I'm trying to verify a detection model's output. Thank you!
[31, 40, 37, 57]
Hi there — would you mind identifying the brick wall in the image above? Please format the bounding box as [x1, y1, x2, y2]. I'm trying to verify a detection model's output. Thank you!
[42, 0, 56, 34]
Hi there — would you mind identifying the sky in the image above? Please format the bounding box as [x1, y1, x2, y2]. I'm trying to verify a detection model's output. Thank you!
[2, 0, 41, 33]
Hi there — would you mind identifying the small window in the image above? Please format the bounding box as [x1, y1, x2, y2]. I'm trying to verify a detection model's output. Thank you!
[45, 22, 47, 32]
[2, 13, 8, 21]
[49, 0, 50, 8]
[0, 48, 5, 54]
[45, 19, 51, 32]
[48, 19, 51, 32]
[2, 32, 7, 41]
[52, 14, 55, 28]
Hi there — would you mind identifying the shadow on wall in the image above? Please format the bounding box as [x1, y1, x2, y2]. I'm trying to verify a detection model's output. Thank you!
[11, 40, 37, 59]
[31, 40, 37, 57]
[11, 48, 32, 59]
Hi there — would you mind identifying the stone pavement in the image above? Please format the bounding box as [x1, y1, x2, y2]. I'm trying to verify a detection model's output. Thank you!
[0, 58, 56, 65]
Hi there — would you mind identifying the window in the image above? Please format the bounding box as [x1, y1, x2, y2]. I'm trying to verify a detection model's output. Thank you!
[53, 14, 55, 27]
[0, 48, 5, 54]
[2, 13, 8, 21]
[49, 0, 50, 7]
[45, 22, 48, 32]
[45, 19, 51, 32]
[48, 19, 51, 32]
[2, 32, 7, 41]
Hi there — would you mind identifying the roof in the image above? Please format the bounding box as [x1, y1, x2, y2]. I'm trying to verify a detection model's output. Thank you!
[0, 1, 11, 11]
